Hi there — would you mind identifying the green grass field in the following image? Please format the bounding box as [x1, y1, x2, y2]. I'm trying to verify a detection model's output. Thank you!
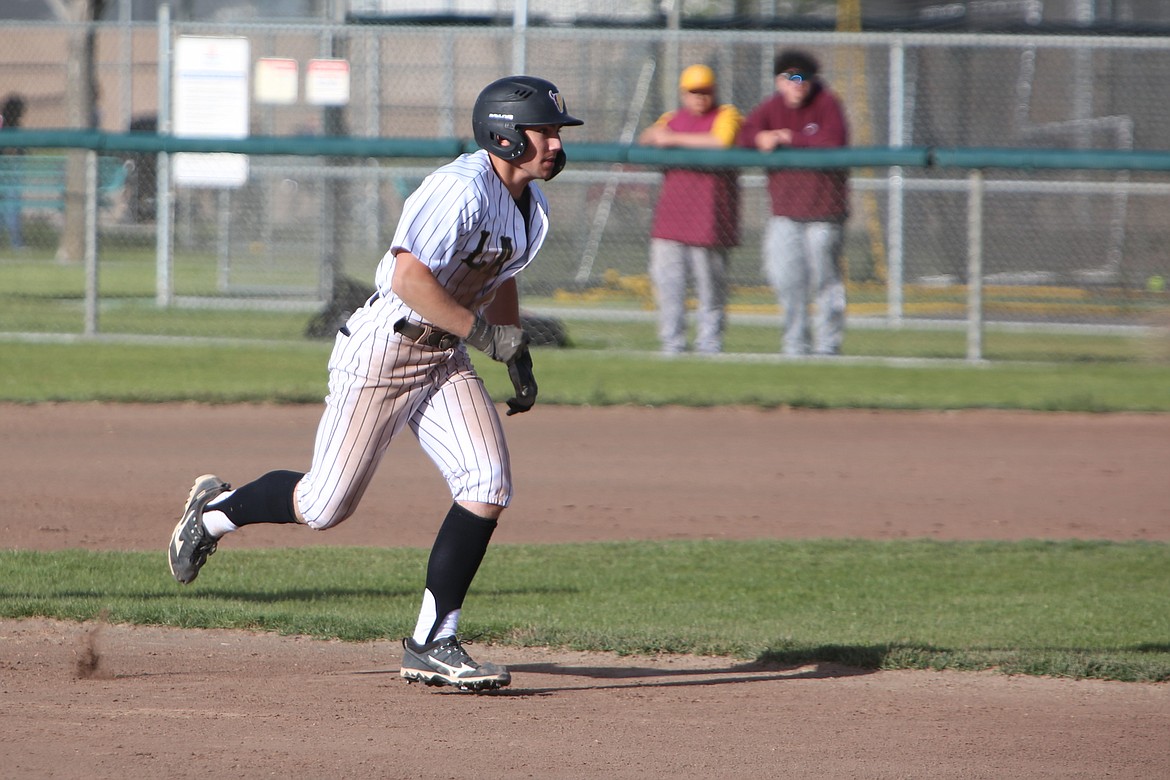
[2, 339, 1170, 411]
[2, 540, 1166, 682]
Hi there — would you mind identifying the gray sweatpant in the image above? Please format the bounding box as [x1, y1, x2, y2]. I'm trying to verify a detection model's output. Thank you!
[649, 238, 730, 354]
[764, 216, 846, 356]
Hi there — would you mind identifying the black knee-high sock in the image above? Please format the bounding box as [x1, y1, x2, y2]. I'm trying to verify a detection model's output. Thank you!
[211, 470, 304, 526]
[423, 503, 498, 643]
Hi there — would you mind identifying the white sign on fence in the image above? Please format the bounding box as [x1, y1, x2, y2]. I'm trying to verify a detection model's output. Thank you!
[173, 35, 250, 188]
[254, 57, 299, 105]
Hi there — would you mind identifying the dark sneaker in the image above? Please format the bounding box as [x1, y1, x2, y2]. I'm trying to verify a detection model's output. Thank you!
[168, 474, 230, 584]
[400, 636, 511, 692]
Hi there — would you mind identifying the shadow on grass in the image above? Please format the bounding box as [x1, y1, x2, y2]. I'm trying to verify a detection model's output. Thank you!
[760, 643, 1170, 683]
[760, 643, 901, 670]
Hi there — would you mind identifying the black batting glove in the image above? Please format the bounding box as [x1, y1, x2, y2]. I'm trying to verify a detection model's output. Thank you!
[505, 346, 537, 416]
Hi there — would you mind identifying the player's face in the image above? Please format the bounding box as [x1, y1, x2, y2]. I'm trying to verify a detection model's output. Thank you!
[517, 124, 565, 180]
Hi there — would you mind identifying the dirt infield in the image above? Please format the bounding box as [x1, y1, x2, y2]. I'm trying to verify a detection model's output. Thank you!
[2, 403, 1168, 779]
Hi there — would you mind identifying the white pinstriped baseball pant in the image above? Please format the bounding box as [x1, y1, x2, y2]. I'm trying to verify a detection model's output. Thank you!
[294, 303, 511, 530]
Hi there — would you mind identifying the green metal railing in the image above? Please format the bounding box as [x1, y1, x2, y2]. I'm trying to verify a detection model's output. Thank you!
[5, 129, 1169, 359]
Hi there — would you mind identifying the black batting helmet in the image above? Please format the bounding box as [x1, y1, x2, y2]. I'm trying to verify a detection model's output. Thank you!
[472, 76, 583, 161]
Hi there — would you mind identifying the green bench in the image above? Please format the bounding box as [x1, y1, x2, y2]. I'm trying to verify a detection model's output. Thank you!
[0, 154, 131, 214]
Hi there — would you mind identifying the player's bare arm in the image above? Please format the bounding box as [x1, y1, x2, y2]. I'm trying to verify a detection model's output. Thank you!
[755, 128, 793, 151]
[640, 109, 738, 150]
[646, 125, 730, 149]
[391, 251, 527, 363]
[390, 251, 478, 337]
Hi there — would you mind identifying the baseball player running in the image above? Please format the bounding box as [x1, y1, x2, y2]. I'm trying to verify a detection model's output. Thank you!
[168, 75, 583, 692]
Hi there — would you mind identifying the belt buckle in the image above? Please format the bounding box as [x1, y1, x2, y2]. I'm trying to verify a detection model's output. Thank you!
[417, 323, 460, 350]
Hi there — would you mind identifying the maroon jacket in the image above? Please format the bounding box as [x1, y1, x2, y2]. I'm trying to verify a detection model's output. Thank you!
[737, 84, 849, 221]
[650, 106, 740, 248]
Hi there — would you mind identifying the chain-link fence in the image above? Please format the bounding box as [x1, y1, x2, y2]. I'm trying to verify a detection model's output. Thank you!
[2, 18, 1169, 358]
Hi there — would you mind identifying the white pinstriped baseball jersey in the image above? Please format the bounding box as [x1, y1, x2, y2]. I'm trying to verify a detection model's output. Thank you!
[375, 149, 549, 326]
[294, 149, 550, 528]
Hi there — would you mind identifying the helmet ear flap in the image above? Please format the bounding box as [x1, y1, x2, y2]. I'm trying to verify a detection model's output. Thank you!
[548, 149, 567, 179]
[492, 130, 527, 161]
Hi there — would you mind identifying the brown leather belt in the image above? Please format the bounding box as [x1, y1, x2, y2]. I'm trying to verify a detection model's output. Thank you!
[393, 317, 461, 350]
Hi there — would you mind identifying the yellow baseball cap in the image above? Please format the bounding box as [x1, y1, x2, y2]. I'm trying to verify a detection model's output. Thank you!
[679, 64, 716, 92]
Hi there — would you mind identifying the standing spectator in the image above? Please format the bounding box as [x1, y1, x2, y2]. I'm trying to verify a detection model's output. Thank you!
[638, 64, 742, 354]
[0, 94, 27, 251]
[738, 51, 850, 356]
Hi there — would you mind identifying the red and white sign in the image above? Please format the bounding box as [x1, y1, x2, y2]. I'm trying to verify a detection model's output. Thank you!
[306, 58, 351, 106]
